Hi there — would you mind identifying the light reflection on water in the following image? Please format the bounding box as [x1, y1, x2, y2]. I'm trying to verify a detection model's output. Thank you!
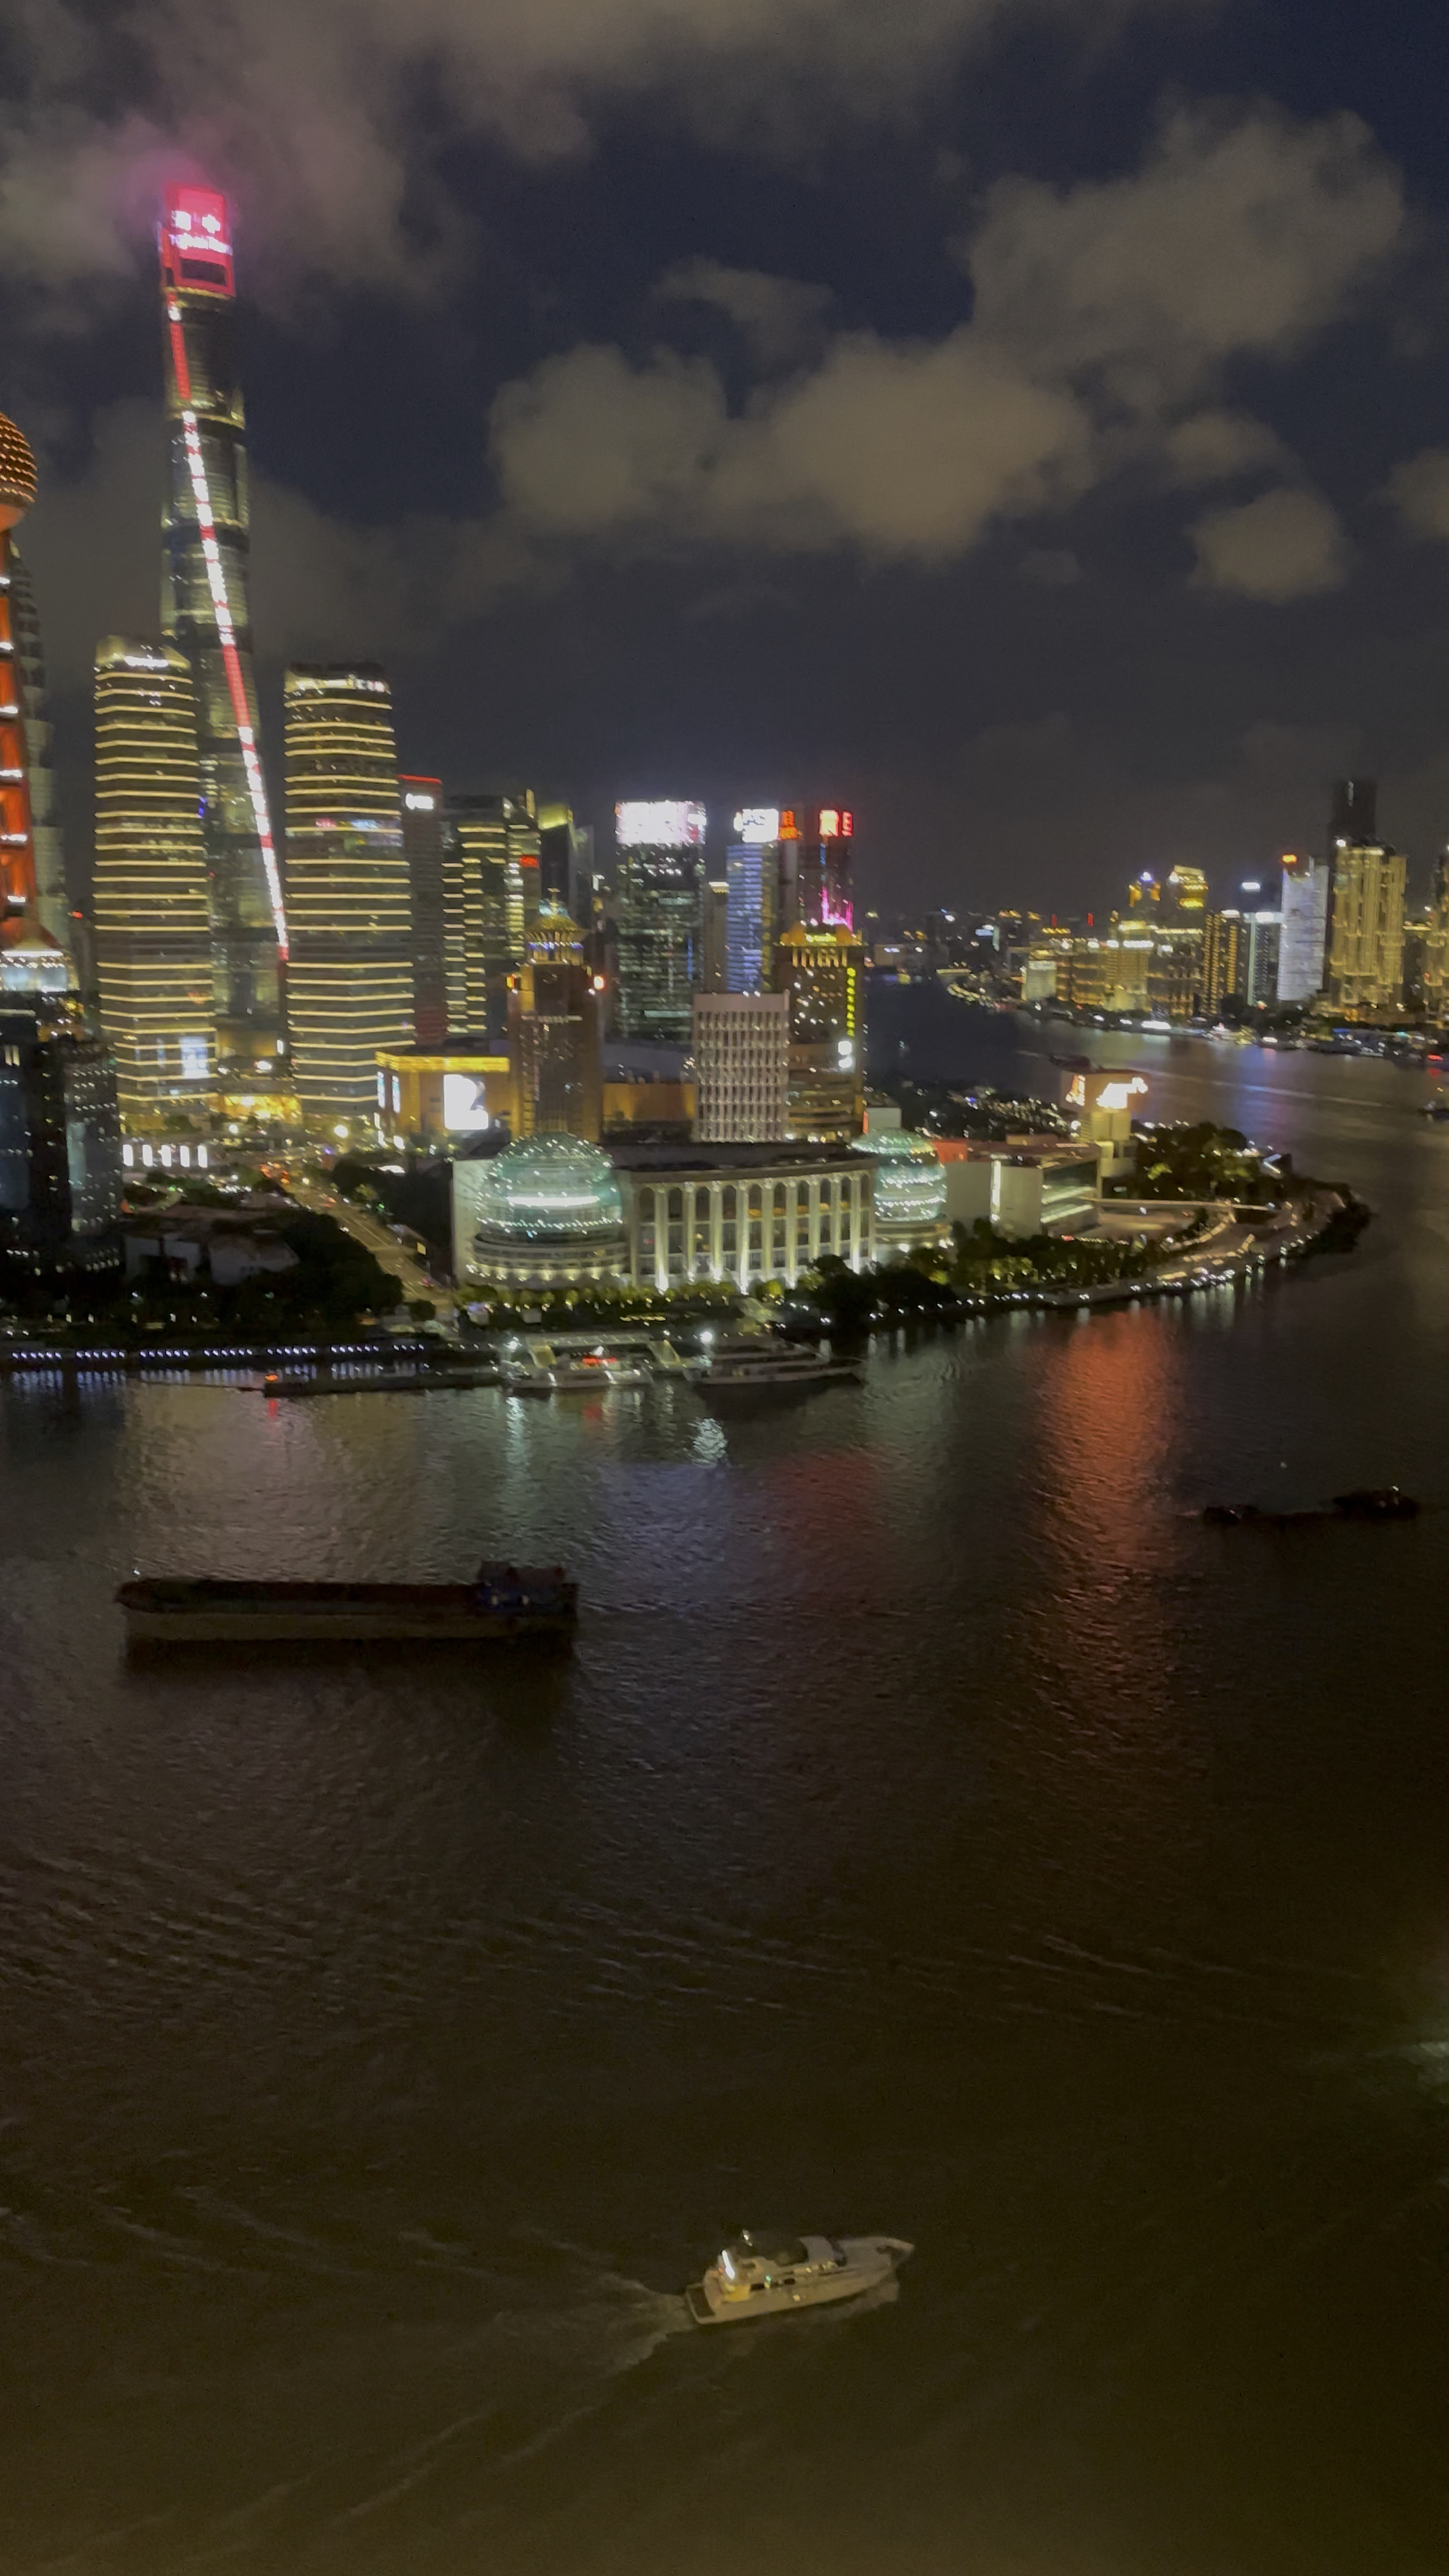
[2, 1020, 1449, 2572]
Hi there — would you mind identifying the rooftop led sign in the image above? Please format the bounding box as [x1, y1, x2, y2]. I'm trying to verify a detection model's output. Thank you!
[616, 801, 706, 849]
[162, 186, 235, 297]
[732, 808, 780, 844]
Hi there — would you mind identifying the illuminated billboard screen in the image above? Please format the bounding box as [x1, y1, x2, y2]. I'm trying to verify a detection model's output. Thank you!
[163, 186, 235, 297]
[443, 1075, 492, 1134]
[616, 801, 706, 849]
[732, 807, 780, 845]
[816, 807, 854, 841]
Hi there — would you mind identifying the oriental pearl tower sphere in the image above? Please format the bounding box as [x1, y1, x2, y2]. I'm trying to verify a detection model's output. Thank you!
[0, 410, 68, 991]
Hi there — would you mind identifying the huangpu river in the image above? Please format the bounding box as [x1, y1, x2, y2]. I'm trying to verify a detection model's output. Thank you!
[5, 998, 1449, 2574]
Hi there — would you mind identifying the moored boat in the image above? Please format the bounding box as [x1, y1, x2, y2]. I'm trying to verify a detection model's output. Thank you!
[700, 1336, 860, 1397]
[117, 1560, 578, 1648]
[685, 2231, 911, 2325]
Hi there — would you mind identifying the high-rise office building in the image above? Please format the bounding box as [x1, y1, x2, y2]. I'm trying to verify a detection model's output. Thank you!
[792, 805, 855, 929]
[1203, 899, 1281, 1015]
[93, 638, 215, 1129]
[0, 413, 72, 1004]
[693, 991, 789, 1142]
[9, 549, 70, 967]
[614, 801, 706, 1042]
[159, 185, 286, 1069]
[726, 808, 784, 992]
[507, 903, 603, 1141]
[1421, 853, 1449, 1023]
[1278, 851, 1330, 1002]
[400, 776, 447, 1046]
[445, 792, 539, 1038]
[0, 999, 122, 1274]
[1330, 777, 1378, 848]
[773, 921, 866, 1140]
[701, 879, 729, 993]
[283, 664, 411, 1132]
[1326, 827, 1405, 1017]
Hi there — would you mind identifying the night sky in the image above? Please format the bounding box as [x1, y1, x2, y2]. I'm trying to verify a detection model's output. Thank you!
[5, 0, 1449, 915]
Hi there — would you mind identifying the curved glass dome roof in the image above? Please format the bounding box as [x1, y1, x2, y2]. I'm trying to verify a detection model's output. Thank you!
[470, 1134, 625, 1243]
[851, 1130, 947, 1231]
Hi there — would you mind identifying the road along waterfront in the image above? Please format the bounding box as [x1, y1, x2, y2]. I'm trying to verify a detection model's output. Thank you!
[2, 1010, 1449, 2575]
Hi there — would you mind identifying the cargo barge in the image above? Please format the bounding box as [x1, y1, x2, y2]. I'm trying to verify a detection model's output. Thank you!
[117, 1561, 577, 1648]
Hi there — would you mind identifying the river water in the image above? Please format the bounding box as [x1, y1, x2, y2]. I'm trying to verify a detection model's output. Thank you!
[4, 999, 1449, 2575]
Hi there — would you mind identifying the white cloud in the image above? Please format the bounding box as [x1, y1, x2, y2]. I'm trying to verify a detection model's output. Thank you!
[0, 0, 1193, 299]
[1190, 487, 1348, 601]
[1385, 447, 1449, 543]
[490, 331, 1093, 559]
[967, 102, 1404, 411]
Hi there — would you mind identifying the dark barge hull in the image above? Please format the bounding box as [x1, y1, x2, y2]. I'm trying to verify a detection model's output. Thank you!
[117, 1571, 577, 1648]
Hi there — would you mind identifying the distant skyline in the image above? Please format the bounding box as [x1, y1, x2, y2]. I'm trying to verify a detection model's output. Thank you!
[7, 0, 1449, 912]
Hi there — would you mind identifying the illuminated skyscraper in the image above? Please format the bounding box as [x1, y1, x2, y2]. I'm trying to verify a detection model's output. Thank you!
[726, 808, 783, 992]
[773, 922, 866, 1140]
[0, 413, 72, 1002]
[693, 991, 789, 1142]
[400, 777, 447, 1046]
[792, 805, 855, 930]
[1277, 852, 1330, 1002]
[93, 638, 215, 1128]
[614, 801, 706, 1042]
[507, 903, 603, 1141]
[444, 792, 539, 1036]
[283, 665, 411, 1134]
[160, 186, 286, 1069]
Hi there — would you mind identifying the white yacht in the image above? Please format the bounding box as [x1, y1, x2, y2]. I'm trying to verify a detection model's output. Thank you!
[501, 1340, 651, 1395]
[685, 2231, 912, 2325]
[699, 1337, 860, 1397]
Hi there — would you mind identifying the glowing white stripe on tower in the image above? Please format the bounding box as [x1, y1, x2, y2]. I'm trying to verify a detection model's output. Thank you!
[167, 304, 288, 960]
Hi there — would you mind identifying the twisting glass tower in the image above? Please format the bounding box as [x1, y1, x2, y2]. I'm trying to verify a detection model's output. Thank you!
[159, 186, 286, 1069]
[283, 664, 411, 1134]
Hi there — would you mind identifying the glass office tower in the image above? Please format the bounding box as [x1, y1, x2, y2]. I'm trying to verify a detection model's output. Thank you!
[93, 637, 215, 1128]
[613, 801, 706, 1043]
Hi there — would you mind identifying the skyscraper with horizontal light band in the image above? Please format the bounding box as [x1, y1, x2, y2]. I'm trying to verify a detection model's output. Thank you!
[0, 411, 72, 999]
[160, 184, 286, 1069]
[93, 638, 215, 1128]
[283, 664, 411, 1132]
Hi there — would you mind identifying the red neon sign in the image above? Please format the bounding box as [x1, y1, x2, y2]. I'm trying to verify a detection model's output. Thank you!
[816, 807, 854, 841]
[162, 186, 235, 297]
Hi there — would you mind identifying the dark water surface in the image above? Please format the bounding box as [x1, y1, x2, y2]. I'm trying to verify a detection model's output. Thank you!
[5, 1006, 1449, 2575]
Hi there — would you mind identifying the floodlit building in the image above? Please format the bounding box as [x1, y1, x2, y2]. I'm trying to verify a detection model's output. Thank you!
[0, 1000, 123, 1273]
[1203, 904, 1283, 1015]
[453, 1132, 627, 1293]
[849, 1130, 949, 1249]
[283, 663, 411, 1134]
[1277, 852, 1330, 1002]
[613, 801, 706, 1042]
[937, 1140, 1101, 1238]
[508, 904, 604, 1141]
[773, 921, 865, 1140]
[1326, 845, 1406, 1017]
[692, 991, 789, 1142]
[376, 1041, 509, 1142]
[444, 791, 539, 1038]
[159, 185, 286, 1067]
[400, 777, 447, 1046]
[1063, 1068, 1148, 1175]
[93, 637, 215, 1129]
[612, 1140, 873, 1291]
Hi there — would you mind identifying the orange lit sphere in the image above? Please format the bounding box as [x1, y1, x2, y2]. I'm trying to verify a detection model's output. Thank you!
[0, 413, 38, 530]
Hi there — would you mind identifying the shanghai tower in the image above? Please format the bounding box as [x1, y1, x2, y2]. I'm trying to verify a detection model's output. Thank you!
[159, 186, 286, 1068]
